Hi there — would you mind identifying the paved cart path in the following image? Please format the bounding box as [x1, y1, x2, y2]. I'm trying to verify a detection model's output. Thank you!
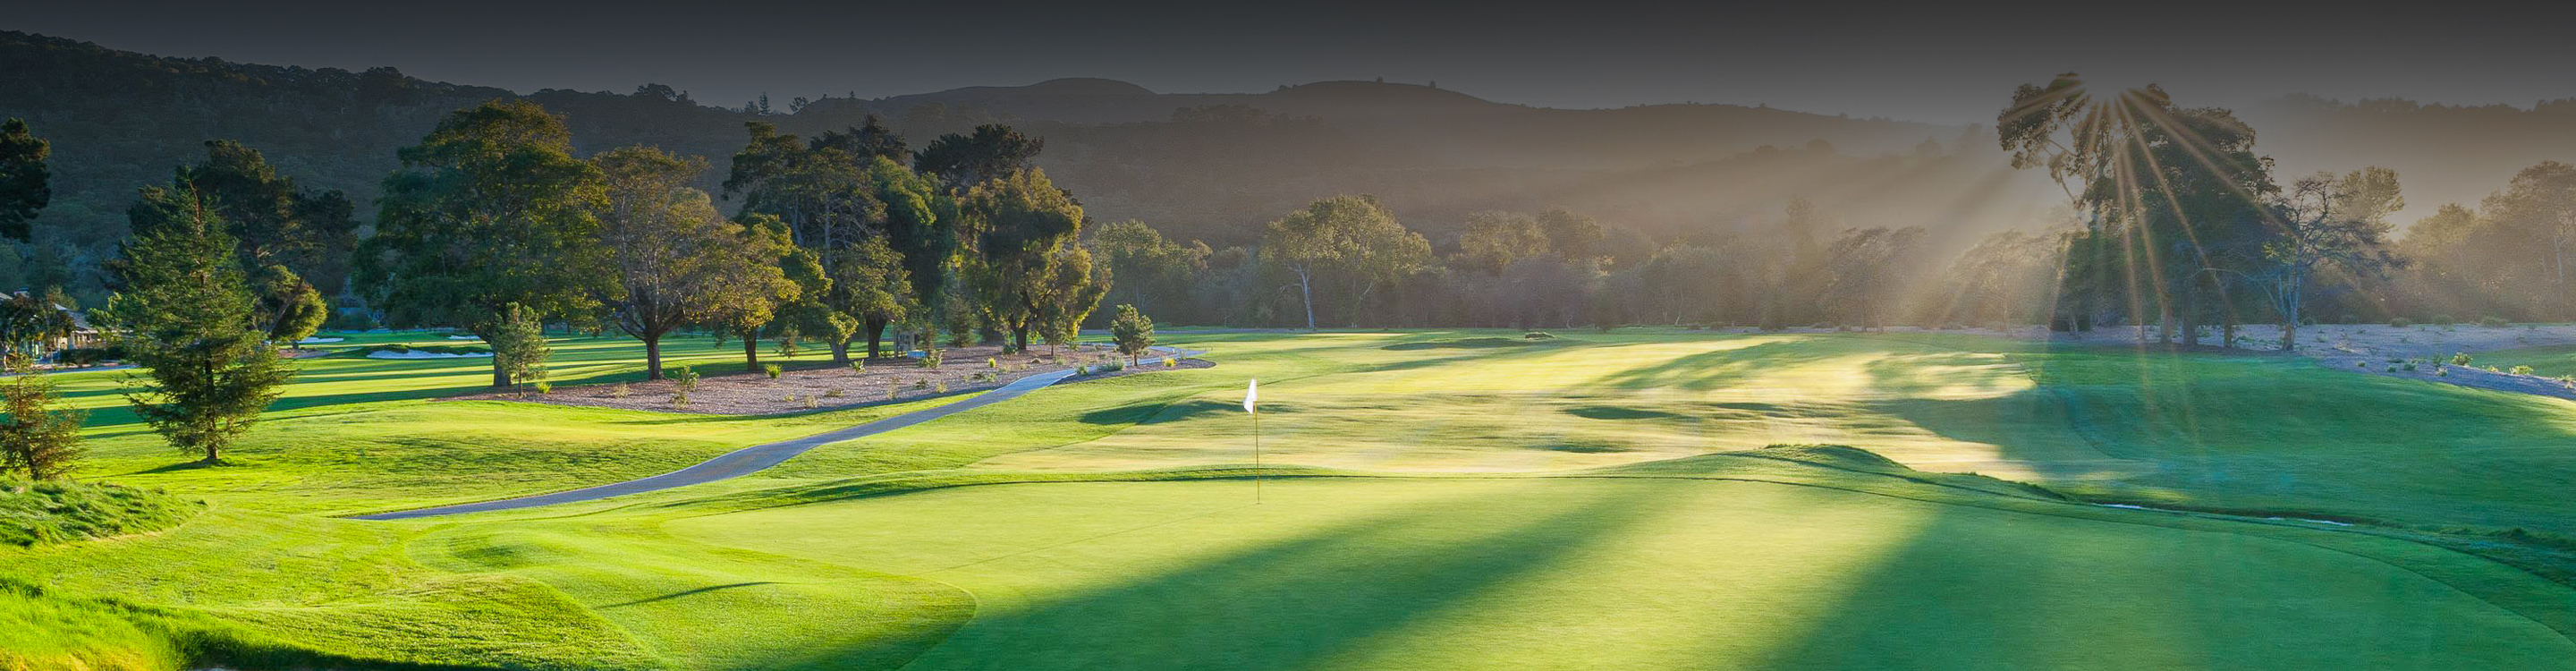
[354, 347, 1197, 521]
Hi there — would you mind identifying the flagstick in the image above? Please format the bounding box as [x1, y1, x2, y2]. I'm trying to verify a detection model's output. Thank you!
[1241, 403, 1251, 503]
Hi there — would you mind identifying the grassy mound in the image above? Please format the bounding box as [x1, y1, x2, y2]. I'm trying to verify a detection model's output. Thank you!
[0, 479, 201, 547]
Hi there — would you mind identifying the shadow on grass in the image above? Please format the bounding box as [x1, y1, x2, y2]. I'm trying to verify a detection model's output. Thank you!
[598, 582, 783, 608]
[873, 480, 1667, 671]
[1588, 338, 1851, 391]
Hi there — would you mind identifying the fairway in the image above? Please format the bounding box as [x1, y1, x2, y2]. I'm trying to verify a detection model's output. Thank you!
[13, 329, 2576, 670]
[667, 478, 2574, 670]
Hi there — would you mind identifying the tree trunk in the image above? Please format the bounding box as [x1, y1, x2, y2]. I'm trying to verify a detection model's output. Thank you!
[644, 334, 665, 379]
[1013, 324, 1030, 352]
[482, 332, 510, 387]
[1296, 268, 1317, 331]
[2181, 290, 2200, 347]
[741, 327, 761, 373]
[830, 340, 851, 366]
[864, 317, 888, 360]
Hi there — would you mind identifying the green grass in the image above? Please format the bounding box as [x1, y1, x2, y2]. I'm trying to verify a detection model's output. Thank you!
[2472, 343, 2576, 379]
[666, 474, 2576, 670]
[6, 328, 2576, 669]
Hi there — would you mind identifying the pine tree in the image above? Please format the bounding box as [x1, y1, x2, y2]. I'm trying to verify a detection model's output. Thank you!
[113, 185, 292, 463]
[0, 352, 85, 480]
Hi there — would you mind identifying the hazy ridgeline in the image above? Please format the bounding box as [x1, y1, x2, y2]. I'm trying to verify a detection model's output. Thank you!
[4, 30, 2576, 333]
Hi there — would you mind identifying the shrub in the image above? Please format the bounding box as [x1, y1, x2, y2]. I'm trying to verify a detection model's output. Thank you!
[851, 360, 866, 374]
[667, 365, 699, 393]
[774, 325, 801, 358]
[987, 357, 1001, 369]
[802, 395, 819, 409]
[919, 348, 944, 369]
[1524, 332, 1555, 340]
[2483, 316, 2511, 327]
[2389, 317, 2413, 327]
[670, 392, 691, 409]
[763, 363, 783, 379]
[530, 381, 551, 395]
[2403, 363, 2417, 371]
[52, 346, 126, 366]
[2452, 352, 2474, 366]
[2512, 365, 2536, 376]
[2436, 368, 2449, 377]
[935, 380, 948, 394]
[886, 387, 899, 401]
[2431, 314, 2457, 326]
[823, 388, 844, 398]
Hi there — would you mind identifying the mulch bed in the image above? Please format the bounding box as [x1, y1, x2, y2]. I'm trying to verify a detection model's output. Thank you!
[450, 344, 1211, 415]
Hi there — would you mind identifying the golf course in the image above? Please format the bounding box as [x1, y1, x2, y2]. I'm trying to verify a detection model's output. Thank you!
[9, 328, 2576, 670]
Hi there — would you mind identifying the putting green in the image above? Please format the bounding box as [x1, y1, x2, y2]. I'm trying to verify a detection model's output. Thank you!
[668, 477, 2576, 670]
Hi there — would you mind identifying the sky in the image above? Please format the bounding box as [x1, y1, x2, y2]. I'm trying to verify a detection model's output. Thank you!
[12, 0, 2576, 124]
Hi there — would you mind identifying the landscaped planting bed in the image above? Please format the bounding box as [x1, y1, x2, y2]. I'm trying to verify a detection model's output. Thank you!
[455, 343, 1208, 414]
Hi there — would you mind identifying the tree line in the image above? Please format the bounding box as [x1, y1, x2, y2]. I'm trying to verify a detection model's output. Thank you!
[8, 76, 2576, 476]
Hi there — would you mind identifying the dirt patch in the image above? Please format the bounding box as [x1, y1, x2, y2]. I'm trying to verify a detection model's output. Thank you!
[451, 344, 1210, 415]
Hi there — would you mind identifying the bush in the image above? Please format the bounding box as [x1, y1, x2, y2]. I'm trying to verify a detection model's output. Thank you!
[935, 380, 948, 394]
[919, 348, 944, 369]
[667, 365, 699, 393]
[851, 360, 866, 374]
[802, 395, 819, 409]
[823, 388, 843, 398]
[1523, 332, 1555, 340]
[2388, 317, 2414, 327]
[611, 382, 630, 398]
[2452, 352, 2474, 366]
[2483, 316, 2512, 327]
[2512, 365, 2536, 376]
[51, 346, 126, 366]
[2431, 314, 2457, 326]
[763, 363, 783, 379]
[530, 381, 550, 395]
[670, 392, 690, 409]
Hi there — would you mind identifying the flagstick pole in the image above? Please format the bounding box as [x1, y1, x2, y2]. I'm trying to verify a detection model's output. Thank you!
[1241, 403, 1251, 503]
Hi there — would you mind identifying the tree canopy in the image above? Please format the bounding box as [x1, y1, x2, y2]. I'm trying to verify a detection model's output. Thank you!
[361, 99, 611, 385]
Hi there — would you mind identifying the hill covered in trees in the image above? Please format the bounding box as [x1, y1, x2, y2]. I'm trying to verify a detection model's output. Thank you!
[0, 30, 2046, 302]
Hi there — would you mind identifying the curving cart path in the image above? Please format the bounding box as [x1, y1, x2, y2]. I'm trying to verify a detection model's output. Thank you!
[354, 346, 1197, 521]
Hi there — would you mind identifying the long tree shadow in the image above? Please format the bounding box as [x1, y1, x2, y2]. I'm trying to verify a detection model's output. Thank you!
[1729, 505, 2574, 669]
[875, 480, 1674, 671]
[1860, 347, 2576, 535]
[1588, 338, 1854, 391]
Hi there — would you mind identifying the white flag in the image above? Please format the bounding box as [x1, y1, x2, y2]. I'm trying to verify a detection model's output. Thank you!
[1243, 378, 1258, 413]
